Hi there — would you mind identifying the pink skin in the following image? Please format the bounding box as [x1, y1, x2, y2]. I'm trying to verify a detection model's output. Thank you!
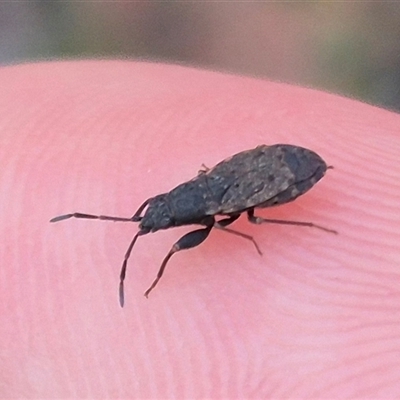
[1, 61, 400, 398]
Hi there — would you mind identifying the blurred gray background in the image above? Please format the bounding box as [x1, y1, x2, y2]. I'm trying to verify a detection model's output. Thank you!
[2, 2, 400, 111]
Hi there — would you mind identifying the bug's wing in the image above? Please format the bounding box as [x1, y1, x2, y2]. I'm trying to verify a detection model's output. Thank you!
[205, 144, 326, 215]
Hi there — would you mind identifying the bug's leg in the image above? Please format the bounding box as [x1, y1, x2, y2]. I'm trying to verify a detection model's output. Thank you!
[247, 208, 337, 234]
[144, 223, 214, 298]
[197, 163, 210, 175]
[119, 229, 150, 307]
[214, 215, 262, 255]
[214, 214, 240, 227]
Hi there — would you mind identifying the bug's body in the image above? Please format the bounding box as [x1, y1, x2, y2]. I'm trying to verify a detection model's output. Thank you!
[51, 144, 336, 306]
[141, 144, 327, 232]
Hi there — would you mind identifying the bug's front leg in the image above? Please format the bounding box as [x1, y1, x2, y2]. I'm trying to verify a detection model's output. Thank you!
[247, 208, 337, 234]
[119, 228, 150, 307]
[144, 220, 215, 298]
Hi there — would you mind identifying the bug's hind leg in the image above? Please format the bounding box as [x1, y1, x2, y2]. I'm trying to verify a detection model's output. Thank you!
[247, 208, 337, 234]
[144, 222, 214, 298]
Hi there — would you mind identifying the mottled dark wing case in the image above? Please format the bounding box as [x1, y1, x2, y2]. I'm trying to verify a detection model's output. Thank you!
[204, 144, 327, 215]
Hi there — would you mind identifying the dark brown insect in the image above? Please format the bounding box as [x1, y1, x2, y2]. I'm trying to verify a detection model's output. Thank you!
[50, 144, 336, 306]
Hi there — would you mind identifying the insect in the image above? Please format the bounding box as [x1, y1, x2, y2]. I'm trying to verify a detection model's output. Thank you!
[51, 144, 337, 306]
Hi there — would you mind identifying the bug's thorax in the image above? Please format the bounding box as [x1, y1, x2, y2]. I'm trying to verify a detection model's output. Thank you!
[139, 177, 214, 232]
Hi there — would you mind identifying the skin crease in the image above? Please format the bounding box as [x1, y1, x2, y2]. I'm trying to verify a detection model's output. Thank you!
[0, 61, 400, 399]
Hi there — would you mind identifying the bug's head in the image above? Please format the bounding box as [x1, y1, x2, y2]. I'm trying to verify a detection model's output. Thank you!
[139, 194, 174, 232]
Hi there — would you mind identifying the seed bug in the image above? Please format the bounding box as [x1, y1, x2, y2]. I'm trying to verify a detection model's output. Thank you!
[50, 144, 337, 306]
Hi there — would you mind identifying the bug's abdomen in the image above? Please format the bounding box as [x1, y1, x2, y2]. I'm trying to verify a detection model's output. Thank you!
[204, 144, 327, 214]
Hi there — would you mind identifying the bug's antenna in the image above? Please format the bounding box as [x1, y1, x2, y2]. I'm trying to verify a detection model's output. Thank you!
[119, 229, 149, 307]
[50, 213, 134, 223]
